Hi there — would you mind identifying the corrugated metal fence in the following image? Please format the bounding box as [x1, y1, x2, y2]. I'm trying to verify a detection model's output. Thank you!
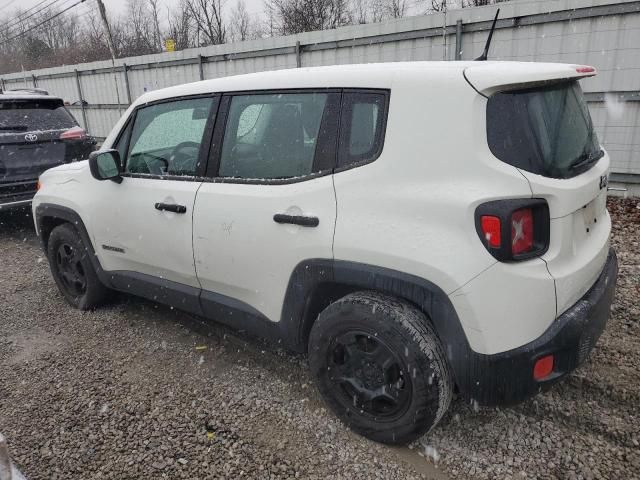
[2, 0, 639, 179]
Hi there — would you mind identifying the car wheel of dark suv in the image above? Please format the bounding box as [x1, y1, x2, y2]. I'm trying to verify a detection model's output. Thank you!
[47, 223, 110, 310]
[308, 291, 453, 445]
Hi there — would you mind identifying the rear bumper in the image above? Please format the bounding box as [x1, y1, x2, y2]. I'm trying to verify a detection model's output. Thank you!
[0, 179, 37, 209]
[461, 248, 618, 406]
[0, 199, 32, 210]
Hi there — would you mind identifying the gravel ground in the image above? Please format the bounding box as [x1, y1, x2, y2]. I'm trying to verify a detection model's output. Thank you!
[0, 197, 638, 480]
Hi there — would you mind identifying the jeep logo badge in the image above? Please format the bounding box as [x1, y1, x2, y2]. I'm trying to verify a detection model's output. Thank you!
[24, 133, 38, 142]
[599, 175, 608, 190]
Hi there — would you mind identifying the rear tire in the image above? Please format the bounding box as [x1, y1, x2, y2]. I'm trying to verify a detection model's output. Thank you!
[308, 291, 452, 445]
[47, 223, 110, 310]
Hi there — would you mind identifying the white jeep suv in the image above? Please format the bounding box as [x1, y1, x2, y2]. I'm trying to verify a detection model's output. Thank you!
[33, 62, 618, 444]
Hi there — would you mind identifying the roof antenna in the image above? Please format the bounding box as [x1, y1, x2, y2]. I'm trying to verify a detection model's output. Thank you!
[475, 9, 500, 61]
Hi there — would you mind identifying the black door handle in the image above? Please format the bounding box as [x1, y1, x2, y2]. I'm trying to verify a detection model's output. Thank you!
[155, 202, 187, 214]
[273, 213, 319, 227]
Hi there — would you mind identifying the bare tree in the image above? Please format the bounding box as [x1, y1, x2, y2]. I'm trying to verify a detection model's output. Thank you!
[230, 0, 251, 41]
[186, 0, 227, 45]
[265, 0, 352, 35]
[167, 0, 195, 50]
[122, 0, 158, 55]
[149, 0, 163, 51]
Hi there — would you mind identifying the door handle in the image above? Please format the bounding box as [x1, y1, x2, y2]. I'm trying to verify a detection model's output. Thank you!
[273, 213, 319, 227]
[155, 202, 187, 214]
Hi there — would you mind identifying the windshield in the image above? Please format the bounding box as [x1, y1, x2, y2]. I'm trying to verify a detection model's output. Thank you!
[487, 81, 602, 179]
[0, 99, 76, 133]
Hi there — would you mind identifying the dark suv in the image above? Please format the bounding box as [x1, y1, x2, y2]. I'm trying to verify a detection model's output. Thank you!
[0, 89, 96, 210]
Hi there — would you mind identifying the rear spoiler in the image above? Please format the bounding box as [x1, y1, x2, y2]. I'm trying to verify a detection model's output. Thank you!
[464, 62, 597, 97]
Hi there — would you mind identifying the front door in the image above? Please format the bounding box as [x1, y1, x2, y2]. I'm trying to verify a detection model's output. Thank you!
[90, 96, 218, 289]
[192, 91, 339, 322]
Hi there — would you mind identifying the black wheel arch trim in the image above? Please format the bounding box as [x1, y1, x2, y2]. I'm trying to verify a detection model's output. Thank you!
[281, 259, 479, 398]
[35, 203, 115, 289]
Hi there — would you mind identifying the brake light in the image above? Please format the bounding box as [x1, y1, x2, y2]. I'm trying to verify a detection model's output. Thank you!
[475, 199, 550, 262]
[60, 126, 86, 140]
[575, 65, 596, 74]
[480, 216, 501, 248]
[511, 208, 534, 255]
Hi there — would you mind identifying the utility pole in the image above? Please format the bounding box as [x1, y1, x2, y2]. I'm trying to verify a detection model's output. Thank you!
[97, 0, 118, 62]
[442, 0, 447, 61]
[96, 0, 123, 113]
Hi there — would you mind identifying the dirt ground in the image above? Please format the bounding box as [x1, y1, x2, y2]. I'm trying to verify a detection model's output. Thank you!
[0, 198, 638, 480]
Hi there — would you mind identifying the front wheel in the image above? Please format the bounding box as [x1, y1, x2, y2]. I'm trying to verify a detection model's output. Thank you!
[47, 223, 110, 310]
[308, 291, 453, 444]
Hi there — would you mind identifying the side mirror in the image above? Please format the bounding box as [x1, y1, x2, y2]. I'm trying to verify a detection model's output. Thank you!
[89, 150, 122, 183]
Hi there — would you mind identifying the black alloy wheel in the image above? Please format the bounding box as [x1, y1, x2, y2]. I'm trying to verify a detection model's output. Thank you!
[328, 330, 412, 420]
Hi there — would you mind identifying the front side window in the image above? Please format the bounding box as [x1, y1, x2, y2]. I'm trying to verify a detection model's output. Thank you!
[218, 93, 328, 179]
[124, 97, 214, 176]
[487, 81, 602, 179]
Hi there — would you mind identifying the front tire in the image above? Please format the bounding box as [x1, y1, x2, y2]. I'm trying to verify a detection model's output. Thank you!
[308, 291, 452, 444]
[47, 223, 110, 310]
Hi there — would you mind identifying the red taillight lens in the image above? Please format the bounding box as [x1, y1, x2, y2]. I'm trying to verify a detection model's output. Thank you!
[511, 208, 534, 255]
[480, 215, 501, 248]
[533, 354, 554, 380]
[475, 199, 549, 262]
[60, 126, 86, 140]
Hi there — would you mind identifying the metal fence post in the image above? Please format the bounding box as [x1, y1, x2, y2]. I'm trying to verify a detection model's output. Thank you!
[198, 54, 205, 81]
[295, 41, 302, 68]
[122, 63, 132, 104]
[455, 19, 463, 60]
[74, 69, 89, 132]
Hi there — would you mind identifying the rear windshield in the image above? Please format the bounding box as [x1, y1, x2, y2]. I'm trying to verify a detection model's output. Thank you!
[487, 81, 602, 179]
[0, 99, 76, 133]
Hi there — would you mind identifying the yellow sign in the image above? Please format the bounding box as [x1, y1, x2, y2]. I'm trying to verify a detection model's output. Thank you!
[165, 39, 176, 52]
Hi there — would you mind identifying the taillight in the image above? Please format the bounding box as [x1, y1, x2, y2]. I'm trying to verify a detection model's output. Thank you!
[511, 208, 533, 255]
[60, 126, 86, 140]
[475, 199, 549, 262]
[480, 215, 501, 248]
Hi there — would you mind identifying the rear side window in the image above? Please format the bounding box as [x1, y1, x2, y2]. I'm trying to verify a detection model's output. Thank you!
[0, 99, 76, 132]
[487, 81, 602, 179]
[338, 92, 387, 168]
[219, 92, 329, 179]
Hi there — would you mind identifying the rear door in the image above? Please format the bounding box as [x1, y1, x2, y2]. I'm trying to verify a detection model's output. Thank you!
[192, 91, 339, 322]
[481, 72, 611, 315]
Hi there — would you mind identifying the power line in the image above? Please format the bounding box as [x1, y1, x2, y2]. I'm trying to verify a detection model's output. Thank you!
[0, 0, 21, 10]
[0, 0, 60, 29]
[0, 0, 85, 45]
[0, 0, 69, 32]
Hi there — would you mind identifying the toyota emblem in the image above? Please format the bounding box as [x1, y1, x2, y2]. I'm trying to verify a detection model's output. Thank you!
[24, 133, 38, 142]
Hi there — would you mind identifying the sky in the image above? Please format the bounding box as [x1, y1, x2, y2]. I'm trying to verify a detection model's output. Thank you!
[0, 0, 267, 23]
